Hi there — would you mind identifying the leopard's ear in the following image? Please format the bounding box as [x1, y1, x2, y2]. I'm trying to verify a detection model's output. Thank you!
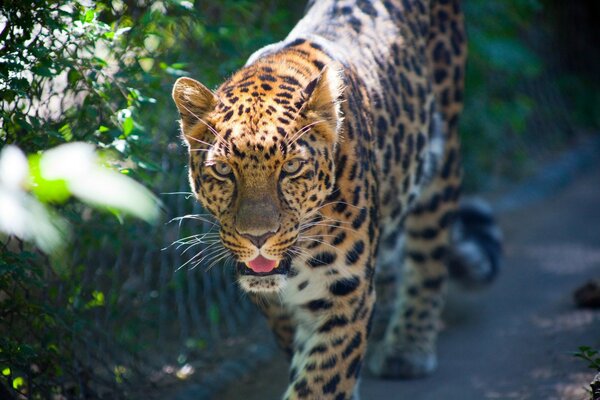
[303, 63, 345, 143]
[172, 77, 218, 136]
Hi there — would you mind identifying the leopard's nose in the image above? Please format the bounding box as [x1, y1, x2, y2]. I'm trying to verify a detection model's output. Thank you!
[240, 232, 275, 248]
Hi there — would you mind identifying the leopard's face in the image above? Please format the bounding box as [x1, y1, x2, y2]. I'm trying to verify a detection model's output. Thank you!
[172, 64, 343, 293]
[195, 117, 335, 278]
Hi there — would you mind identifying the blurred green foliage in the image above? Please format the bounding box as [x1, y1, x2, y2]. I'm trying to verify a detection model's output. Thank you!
[574, 346, 600, 372]
[0, 0, 303, 397]
[462, 0, 599, 189]
[462, 0, 542, 187]
[0, 0, 597, 397]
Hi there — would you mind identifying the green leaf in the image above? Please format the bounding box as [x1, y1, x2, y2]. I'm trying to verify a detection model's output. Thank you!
[85, 290, 105, 309]
[31, 64, 54, 77]
[67, 68, 82, 85]
[169, 62, 187, 70]
[29, 154, 72, 204]
[92, 57, 108, 68]
[113, 365, 127, 384]
[84, 9, 95, 23]
[12, 376, 24, 390]
[59, 123, 73, 141]
[122, 117, 134, 136]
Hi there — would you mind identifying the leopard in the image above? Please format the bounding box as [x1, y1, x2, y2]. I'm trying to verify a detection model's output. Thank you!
[171, 0, 502, 398]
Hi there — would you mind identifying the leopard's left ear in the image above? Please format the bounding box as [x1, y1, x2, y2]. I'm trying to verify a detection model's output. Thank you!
[303, 63, 345, 143]
[172, 77, 218, 134]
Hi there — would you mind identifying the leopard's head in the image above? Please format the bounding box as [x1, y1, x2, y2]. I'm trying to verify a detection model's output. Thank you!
[172, 62, 344, 293]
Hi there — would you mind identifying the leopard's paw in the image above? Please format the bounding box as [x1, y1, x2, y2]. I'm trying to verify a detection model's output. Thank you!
[367, 342, 437, 379]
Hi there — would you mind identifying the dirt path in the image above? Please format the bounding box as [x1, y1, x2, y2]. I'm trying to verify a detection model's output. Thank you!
[218, 163, 600, 400]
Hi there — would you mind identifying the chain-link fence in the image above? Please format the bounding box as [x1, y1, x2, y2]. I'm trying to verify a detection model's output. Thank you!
[61, 156, 266, 398]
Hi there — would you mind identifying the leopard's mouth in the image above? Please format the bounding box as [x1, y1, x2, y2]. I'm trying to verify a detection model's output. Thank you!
[236, 256, 291, 277]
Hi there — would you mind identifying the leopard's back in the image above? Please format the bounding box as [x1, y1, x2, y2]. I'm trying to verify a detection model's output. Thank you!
[273, 0, 466, 228]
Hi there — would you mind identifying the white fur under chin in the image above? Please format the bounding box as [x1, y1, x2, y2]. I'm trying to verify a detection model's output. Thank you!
[238, 275, 288, 293]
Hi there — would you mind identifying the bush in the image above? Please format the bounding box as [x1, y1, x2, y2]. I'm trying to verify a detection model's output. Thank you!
[462, 0, 599, 190]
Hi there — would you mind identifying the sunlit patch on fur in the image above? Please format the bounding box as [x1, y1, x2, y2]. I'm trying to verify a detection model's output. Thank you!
[238, 275, 288, 293]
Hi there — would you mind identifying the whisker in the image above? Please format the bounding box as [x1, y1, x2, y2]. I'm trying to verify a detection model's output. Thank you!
[173, 236, 203, 250]
[178, 101, 228, 145]
[309, 200, 366, 214]
[300, 222, 359, 234]
[204, 251, 232, 272]
[183, 135, 214, 149]
[161, 191, 194, 197]
[300, 211, 357, 228]
[188, 245, 227, 270]
[193, 248, 229, 271]
[180, 238, 219, 255]
[314, 212, 356, 225]
[164, 233, 213, 251]
[299, 234, 337, 239]
[172, 231, 220, 245]
[287, 119, 326, 146]
[297, 237, 338, 251]
[286, 247, 314, 265]
[287, 244, 314, 259]
[168, 214, 220, 228]
[175, 241, 221, 271]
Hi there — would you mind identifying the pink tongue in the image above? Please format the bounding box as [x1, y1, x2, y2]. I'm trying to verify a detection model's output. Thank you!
[247, 255, 277, 273]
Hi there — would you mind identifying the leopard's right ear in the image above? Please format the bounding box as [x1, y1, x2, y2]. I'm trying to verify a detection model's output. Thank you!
[172, 77, 217, 132]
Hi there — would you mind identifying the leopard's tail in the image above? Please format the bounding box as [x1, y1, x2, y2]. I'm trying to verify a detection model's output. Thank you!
[447, 198, 503, 289]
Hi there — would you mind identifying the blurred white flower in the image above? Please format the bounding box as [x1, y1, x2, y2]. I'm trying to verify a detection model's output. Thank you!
[0, 146, 66, 253]
[179, 1, 194, 11]
[0, 144, 28, 190]
[40, 142, 160, 223]
[0, 142, 160, 254]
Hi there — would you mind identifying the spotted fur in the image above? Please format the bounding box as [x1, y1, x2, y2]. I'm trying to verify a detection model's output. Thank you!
[172, 0, 498, 398]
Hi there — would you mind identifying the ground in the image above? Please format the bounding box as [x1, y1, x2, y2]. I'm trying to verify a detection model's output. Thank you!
[217, 161, 600, 400]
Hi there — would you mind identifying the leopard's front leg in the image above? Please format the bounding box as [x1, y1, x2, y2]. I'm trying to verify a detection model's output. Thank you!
[283, 288, 374, 400]
[281, 251, 376, 400]
[252, 295, 297, 359]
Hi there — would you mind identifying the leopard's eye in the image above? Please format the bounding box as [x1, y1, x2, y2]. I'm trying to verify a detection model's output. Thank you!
[282, 158, 304, 175]
[213, 161, 232, 177]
